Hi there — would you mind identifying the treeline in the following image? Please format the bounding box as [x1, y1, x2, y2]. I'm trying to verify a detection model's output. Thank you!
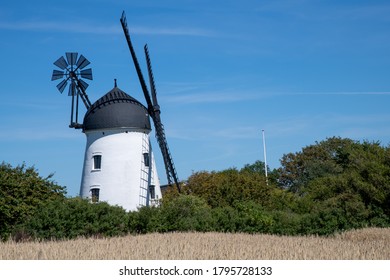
[1, 137, 389, 241]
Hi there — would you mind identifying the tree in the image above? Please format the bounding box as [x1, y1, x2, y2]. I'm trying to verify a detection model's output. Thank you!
[182, 167, 274, 208]
[0, 162, 66, 240]
[240, 160, 267, 174]
[278, 137, 354, 192]
[278, 138, 390, 231]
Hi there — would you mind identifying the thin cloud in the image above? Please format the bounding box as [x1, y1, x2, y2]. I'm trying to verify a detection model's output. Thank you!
[213, 126, 261, 140]
[0, 21, 117, 34]
[291, 91, 390, 96]
[0, 128, 79, 141]
[0, 20, 215, 37]
[165, 92, 237, 104]
[132, 26, 215, 37]
[162, 86, 390, 105]
[164, 90, 262, 104]
[263, 113, 390, 140]
[169, 126, 261, 141]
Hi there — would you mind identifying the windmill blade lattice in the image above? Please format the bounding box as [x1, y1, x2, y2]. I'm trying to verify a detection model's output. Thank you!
[51, 52, 93, 128]
[144, 44, 179, 190]
[51, 52, 93, 96]
[120, 12, 180, 192]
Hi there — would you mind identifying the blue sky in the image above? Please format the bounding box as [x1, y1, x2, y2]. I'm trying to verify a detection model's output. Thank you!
[1, 0, 390, 196]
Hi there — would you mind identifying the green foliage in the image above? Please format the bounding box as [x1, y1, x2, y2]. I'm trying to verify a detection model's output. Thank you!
[211, 206, 240, 232]
[277, 137, 390, 233]
[0, 162, 66, 241]
[181, 162, 287, 210]
[172, 137, 390, 235]
[20, 198, 128, 240]
[233, 201, 274, 233]
[2, 136, 390, 241]
[278, 137, 352, 193]
[129, 195, 215, 233]
[159, 195, 214, 232]
[268, 210, 305, 235]
[127, 205, 162, 234]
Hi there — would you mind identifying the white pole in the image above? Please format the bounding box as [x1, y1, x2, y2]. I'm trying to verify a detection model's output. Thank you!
[262, 129, 268, 185]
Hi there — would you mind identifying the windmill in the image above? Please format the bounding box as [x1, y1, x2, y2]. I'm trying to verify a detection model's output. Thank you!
[51, 52, 93, 128]
[120, 11, 180, 192]
[50, 13, 179, 211]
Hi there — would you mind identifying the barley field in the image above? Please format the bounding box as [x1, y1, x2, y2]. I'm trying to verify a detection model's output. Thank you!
[1, 228, 389, 260]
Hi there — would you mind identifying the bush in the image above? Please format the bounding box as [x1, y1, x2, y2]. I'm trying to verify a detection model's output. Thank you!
[128, 206, 162, 234]
[159, 195, 214, 232]
[268, 211, 304, 235]
[19, 198, 128, 240]
[4, 137, 390, 240]
[211, 206, 240, 232]
[0, 162, 66, 241]
[233, 201, 274, 233]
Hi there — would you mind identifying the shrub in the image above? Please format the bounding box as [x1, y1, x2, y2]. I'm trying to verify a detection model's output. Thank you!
[268, 211, 304, 235]
[19, 198, 128, 240]
[0, 162, 66, 241]
[211, 206, 240, 232]
[233, 201, 274, 233]
[128, 206, 162, 234]
[159, 195, 214, 232]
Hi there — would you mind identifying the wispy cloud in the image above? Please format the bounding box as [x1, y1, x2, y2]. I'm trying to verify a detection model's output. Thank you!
[290, 91, 390, 96]
[213, 126, 261, 140]
[0, 21, 117, 34]
[255, 1, 390, 22]
[262, 112, 390, 140]
[0, 126, 80, 141]
[162, 83, 269, 104]
[325, 3, 390, 22]
[168, 126, 261, 141]
[164, 91, 260, 104]
[132, 26, 215, 37]
[163, 88, 390, 105]
[0, 20, 215, 37]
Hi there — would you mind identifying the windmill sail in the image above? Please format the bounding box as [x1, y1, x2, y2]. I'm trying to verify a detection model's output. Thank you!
[120, 12, 153, 110]
[120, 11, 180, 191]
[144, 44, 179, 190]
[52, 52, 93, 128]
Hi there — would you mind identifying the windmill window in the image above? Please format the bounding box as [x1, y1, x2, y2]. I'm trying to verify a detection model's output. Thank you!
[143, 153, 150, 167]
[149, 185, 155, 199]
[92, 155, 102, 170]
[91, 188, 100, 203]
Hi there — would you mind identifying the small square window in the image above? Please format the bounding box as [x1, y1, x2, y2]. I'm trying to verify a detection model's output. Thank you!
[93, 155, 102, 170]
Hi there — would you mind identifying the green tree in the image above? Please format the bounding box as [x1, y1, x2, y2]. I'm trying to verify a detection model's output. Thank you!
[182, 167, 277, 209]
[278, 137, 352, 192]
[0, 162, 66, 240]
[278, 138, 390, 232]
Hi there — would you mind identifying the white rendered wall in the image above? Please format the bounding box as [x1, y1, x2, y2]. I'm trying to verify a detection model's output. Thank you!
[79, 128, 161, 211]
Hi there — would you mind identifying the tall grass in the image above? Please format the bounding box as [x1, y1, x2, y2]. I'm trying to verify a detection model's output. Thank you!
[1, 228, 388, 260]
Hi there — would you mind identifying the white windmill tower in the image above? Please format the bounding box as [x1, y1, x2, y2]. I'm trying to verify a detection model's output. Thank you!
[79, 82, 162, 211]
[50, 12, 180, 211]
